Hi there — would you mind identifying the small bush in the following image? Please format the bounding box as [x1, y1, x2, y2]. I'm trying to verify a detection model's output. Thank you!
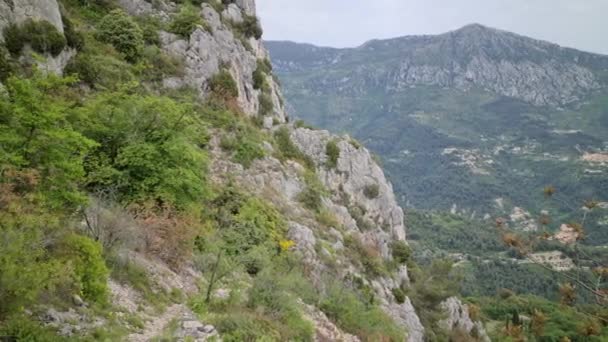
[169, 5, 205, 38]
[65, 53, 135, 88]
[209, 69, 239, 101]
[363, 183, 380, 199]
[392, 287, 406, 304]
[4, 20, 67, 56]
[219, 133, 265, 168]
[252, 65, 268, 91]
[3, 24, 24, 55]
[238, 15, 263, 39]
[258, 93, 273, 116]
[391, 240, 411, 264]
[96, 9, 144, 62]
[320, 284, 405, 341]
[297, 171, 326, 213]
[0, 315, 66, 342]
[137, 16, 162, 46]
[141, 45, 184, 82]
[325, 140, 340, 168]
[59, 234, 109, 304]
[273, 127, 314, 169]
[62, 13, 85, 51]
[0, 48, 13, 81]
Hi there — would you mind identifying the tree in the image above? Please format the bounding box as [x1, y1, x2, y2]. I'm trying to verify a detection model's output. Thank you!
[0, 73, 96, 209]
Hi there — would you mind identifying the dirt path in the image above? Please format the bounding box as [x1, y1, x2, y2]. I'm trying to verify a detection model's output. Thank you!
[128, 304, 189, 342]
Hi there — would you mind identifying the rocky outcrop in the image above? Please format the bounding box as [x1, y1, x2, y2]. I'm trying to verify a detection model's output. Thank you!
[154, 2, 286, 122]
[290, 128, 407, 255]
[440, 297, 490, 341]
[0, 0, 64, 43]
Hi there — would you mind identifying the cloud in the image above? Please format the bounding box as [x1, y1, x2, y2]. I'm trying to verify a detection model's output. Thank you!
[257, 0, 608, 54]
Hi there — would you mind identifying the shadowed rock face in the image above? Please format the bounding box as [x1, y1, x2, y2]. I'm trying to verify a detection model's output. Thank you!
[268, 23, 608, 107]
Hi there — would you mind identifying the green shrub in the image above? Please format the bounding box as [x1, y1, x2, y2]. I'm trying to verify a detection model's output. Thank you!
[294, 119, 314, 129]
[258, 93, 273, 116]
[363, 183, 380, 199]
[273, 126, 314, 169]
[0, 224, 61, 318]
[169, 4, 205, 38]
[390, 240, 411, 264]
[320, 284, 406, 341]
[96, 9, 144, 62]
[252, 65, 268, 91]
[3, 20, 67, 56]
[209, 69, 239, 101]
[0, 315, 66, 342]
[140, 45, 184, 82]
[297, 171, 327, 212]
[247, 271, 314, 341]
[236, 15, 263, 39]
[212, 188, 287, 256]
[62, 13, 85, 51]
[0, 48, 12, 81]
[392, 287, 406, 304]
[65, 53, 135, 88]
[219, 133, 265, 168]
[137, 16, 162, 46]
[325, 139, 340, 168]
[59, 234, 109, 304]
[3, 23, 24, 55]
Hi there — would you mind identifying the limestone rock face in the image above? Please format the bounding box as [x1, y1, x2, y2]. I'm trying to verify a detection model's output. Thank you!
[440, 297, 490, 342]
[0, 0, 64, 43]
[290, 127, 407, 252]
[154, 2, 286, 122]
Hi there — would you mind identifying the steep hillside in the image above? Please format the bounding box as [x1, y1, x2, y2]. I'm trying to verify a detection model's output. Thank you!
[267, 25, 608, 246]
[0, 0, 490, 341]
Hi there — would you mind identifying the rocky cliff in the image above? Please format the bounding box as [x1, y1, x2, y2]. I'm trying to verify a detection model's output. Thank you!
[268, 24, 608, 107]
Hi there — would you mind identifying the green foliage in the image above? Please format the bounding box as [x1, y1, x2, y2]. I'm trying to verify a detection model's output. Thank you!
[220, 132, 265, 168]
[3, 23, 25, 55]
[58, 234, 109, 304]
[407, 260, 461, 338]
[140, 45, 184, 82]
[392, 287, 406, 304]
[363, 183, 380, 199]
[209, 69, 239, 102]
[96, 9, 144, 62]
[297, 171, 327, 213]
[78, 90, 209, 209]
[0, 74, 96, 208]
[62, 13, 85, 51]
[0, 48, 13, 81]
[273, 126, 314, 169]
[320, 283, 406, 341]
[344, 234, 388, 278]
[168, 4, 205, 38]
[390, 240, 411, 264]
[472, 294, 608, 340]
[0, 222, 61, 318]
[247, 270, 314, 340]
[325, 139, 340, 168]
[65, 53, 135, 88]
[257, 93, 273, 116]
[0, 314, 67, 342]
[235, 15, 263, 39]
[3, 20, 67, 56]
[252, 59, 272, 91]
[211, 186, 287, 256]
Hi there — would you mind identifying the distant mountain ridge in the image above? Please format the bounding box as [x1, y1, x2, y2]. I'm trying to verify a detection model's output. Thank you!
[267, 24, 608, 107]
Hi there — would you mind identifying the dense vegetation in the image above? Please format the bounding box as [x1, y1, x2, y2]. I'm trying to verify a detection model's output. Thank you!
[0, 1, 411, 340]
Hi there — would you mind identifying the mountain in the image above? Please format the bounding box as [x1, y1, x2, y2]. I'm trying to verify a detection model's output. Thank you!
[267, 25, 608, 246]
[268, 24, 608, 107]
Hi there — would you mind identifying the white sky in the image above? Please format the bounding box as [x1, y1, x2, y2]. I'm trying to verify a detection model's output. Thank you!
[257, 0, 608, 55]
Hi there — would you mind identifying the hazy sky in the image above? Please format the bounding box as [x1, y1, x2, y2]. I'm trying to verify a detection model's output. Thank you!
[257, 0, 608, 55]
